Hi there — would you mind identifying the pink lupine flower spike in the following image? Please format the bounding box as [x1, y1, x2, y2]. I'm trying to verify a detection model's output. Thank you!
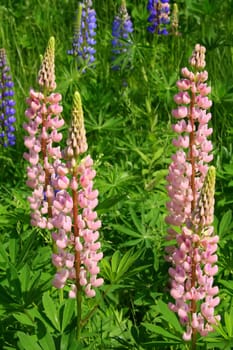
[51, 91, 103, 340]
[166, 44, 220, 346]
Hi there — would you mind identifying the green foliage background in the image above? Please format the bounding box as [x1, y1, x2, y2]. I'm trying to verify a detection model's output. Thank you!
[0, 0, 233, 349]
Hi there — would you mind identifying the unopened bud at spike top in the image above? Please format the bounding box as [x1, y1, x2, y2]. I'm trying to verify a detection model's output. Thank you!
[194, 166, 216, 227]
[38, 36, 56, 91]
[65, 91, 88, 162]
[171, 3, 179, 35]
[189, 44, 206, 70]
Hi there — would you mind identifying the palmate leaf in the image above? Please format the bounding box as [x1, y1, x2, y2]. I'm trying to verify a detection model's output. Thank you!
[112, 204, 160, 250]
[112, 224, 141, 238]
[129, 206, 144, 234]
[101, 248, 144, 284]
[85, 108, 124, 133]
[115, 248, 142, 281]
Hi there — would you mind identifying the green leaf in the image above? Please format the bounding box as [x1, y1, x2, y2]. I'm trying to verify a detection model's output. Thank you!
[156, 300, 183, 334]
[116, 248, 142, 281]
[214, 323, 228, 340]
[13, 312, 35, 327]
[142, 323, 181, 341]
[8, 264, 22, 300]
[111, 250, 121, 274]
[132, 147, 149, 163]
[129, 206, 144, 234]
[97, 194, 125, 211]
[42, 292, 60, 332]
[224, 310, 233, 338]
[219, 210, 232, 237]
[100, 257, 112, 281]
[119, 238, 144, 247]
[60, 331, 83, 350]
[151, 148, 164, 164]
[19, 264, 31, 294]
[61, 298, 75, 332]
[38, 331, 56, 350]
[0, 285, 20, 311]
[112, 224, 140, 238]
[219, 280, 233, 293]
[9, 238, 17, 263]
[0, 243, 9, 264]
[17, 231, 38, 269]
[17, 332, 42, 350]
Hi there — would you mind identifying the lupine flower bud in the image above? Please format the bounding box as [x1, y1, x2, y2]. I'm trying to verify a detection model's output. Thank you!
[38, 36, 56, 91]
[166, 45, 220, 341]
[68, 0, 97, 71]
[64, 91, 87, 162]
[193, 166, 216, 227]
[111, 0, 133, 70]
[189, 44, 206, 70]
[171, 3, 179, 36]
[0, 48, 16, 147]
[147, 0, 170, 35]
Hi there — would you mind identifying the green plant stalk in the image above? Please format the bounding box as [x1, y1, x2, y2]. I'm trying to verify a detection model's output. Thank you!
[81, 285, 112, 327]
[74, 3, 83, 71]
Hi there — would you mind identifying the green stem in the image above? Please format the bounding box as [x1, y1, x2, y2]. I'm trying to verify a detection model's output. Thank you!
[76, 284, 82, 341]
[81, 285, 112, 327]
[59, 289, 64, 304]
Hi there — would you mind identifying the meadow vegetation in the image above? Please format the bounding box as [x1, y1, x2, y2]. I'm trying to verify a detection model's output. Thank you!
[0, 0, 233, 349]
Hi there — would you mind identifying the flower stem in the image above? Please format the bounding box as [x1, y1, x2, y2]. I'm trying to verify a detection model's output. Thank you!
[189, 88, 197, 349]
[189, 90, 196, 211]
[41, 105, 53, 218]
[191, 332, 197, 350]
[72, 167, 82, 341]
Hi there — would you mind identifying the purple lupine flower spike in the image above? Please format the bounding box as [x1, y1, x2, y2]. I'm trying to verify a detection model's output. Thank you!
[111, 0, 133, 70]
[147, 0, 170, 35]
[68, 0, 97, 71]
[0, 48, 16, 147]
